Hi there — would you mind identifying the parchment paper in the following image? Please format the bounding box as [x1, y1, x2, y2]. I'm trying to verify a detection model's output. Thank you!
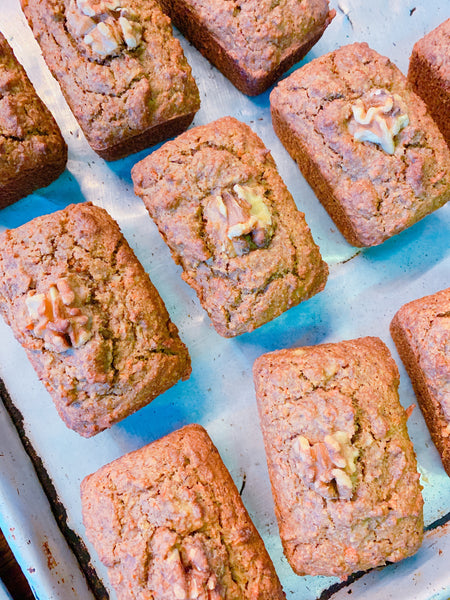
[0, 0, 449, 598]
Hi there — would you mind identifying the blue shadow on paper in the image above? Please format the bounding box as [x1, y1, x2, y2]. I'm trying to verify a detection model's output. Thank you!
[0, 169, 84, 229]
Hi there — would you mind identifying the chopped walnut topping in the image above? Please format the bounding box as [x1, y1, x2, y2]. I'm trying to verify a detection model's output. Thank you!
[84, 21, 123, 56]
[25, 277, 92, 352]
[153, 536, 223, 600]
[204, 184, 273, 257]
[118, 15, 141, 49]
[67, 0, 142, 58]
[292, 431, 358, 499]
[77, 0, 121, 17]
[348, 89, 409, 154]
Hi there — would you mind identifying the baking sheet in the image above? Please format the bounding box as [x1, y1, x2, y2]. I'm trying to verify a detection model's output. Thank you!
[0, 0, 449, 598]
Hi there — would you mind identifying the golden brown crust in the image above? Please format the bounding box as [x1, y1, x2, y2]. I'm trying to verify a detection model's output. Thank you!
[158, 0, 335, 96]
[81, 424, 286, 599]
[253, 337, 424, 579]
[408, 18, 450, 147]
[270, 42, 450, 247]
[0, 202, 191, 437]
[0, 32, 67, 207]
[390, 288, 450, 476]
[132, 116, 328, 337]
[20, 0, 200, 161]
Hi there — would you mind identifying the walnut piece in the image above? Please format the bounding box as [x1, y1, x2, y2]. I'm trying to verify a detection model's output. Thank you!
[204, 184, 273, 257]
[348, 89, 409, 154]
[67, 0, 142, 58]
[151, 530, 222, 600]
[25, 277, 92, 352]
[292, 431, 359, 499]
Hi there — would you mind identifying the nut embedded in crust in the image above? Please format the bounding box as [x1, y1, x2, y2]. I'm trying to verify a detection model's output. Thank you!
[25, 276, 92, 352]
[67, 0, 142, 58]
[203, 183, 274, 257]
[292, 431, 359, 500]
[348, 88, 409, 154]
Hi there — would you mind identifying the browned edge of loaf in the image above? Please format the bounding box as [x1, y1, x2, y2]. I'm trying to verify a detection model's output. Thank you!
[0, 32, 67, 206]
[390, 312, 450, 476]
[93, 111, 197, 162]
[271, 104, 363, 246]
[158, 0, 334, 96]
[81, 423, 286, 599]
[408, 49, 450, 148]
[0, 153, 67, 208]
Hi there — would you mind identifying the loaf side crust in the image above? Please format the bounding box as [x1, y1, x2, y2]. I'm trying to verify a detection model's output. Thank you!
[253, 336, 424, 579]
[408, 18, 450, 147]
[390, 287, 450, 475]
[270, 42, 450, 247]
[20, 0, 200, 160]
[132, 116, 328, 337]
[0, 32, 67, 207]
[81, 424, 286, 599]
[0, 202, 191, 436]
[158, 0, 335, 95]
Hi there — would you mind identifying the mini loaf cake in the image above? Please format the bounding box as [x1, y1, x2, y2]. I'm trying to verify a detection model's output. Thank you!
[390, 287, 450, 476]
[81, 423, 286, 599]
[253, 337, 424, 579]
[0, 202, 191, 437]
[408, 18, 450, 147]
[270, 42, 450, 247]
[20, 0, 200, 161]
[0, 31, 67, 208]
[157, 0, 335, 96]
[132, 116, 328, 338]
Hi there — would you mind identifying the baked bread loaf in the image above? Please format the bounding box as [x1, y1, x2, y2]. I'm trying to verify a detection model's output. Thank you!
[20, 0, 200, 161]
[157, 0, 335, 96]
[81, 423, 286, 599]
[0, 202, 191, 437]
[132, 116, 328, 338]
[408, 18, 450, 147]
[0, 31, 67, 208]
[253, 337, 424, 579]
[270, 42, 450, 247]
[390, 287, 450, 476]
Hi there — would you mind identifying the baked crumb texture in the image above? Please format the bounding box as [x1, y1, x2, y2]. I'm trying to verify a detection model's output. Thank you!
[253, 336, 424, 579]
[391, 287, 450, 476]
[132, 116, 328, 338]
[156, 0, 335, 95]
[20, 0, 200, 161]
[408, 18, 450, 148]
[0, 32, 67, 208]
[0, 202, 191, 437]
[270, 42, 450, 247]
[81, 424, 286, 599]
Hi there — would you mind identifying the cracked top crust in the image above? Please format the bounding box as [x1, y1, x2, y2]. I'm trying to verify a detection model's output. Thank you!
[0, 202, 191, 437]
[81, 424, 286, 599]
[164, 0, 333, 77]
[270, 42, 450, 246]
[132, 117, 328, 337]
[253, 336, 423, 579]
[20, 0, 200, 157]
[0, 32, 67, 194]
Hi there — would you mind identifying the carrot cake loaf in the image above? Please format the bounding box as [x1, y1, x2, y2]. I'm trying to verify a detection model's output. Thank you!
[81, 424, 286, 599]
[132, 117, 328, 337]
[253, 337, 424, 578]
[270, 42, 450, 247]
[0, 202, 191, 436]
